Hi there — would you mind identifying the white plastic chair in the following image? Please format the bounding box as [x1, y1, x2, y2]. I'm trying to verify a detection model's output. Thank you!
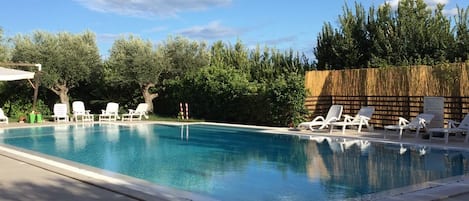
[122, 103, 149, 121]
[429, 114, 469, 144]
[298, 105, 343, 130]
[99, 102, 119, 121]
[384, 113, 434, 140]
[0, 108, 9, 124]
[329, 106, 375, 134]
[52, 103, 69, 122]
[72, 101, 94, 122]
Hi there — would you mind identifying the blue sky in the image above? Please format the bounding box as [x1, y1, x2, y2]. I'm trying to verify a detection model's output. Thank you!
[1, 0, 467, 58]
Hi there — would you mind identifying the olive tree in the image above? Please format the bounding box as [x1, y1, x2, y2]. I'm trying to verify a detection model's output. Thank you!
[0, 28, 8, 62]
[105, 35, 169, 112]
[11, 30, 101, 110]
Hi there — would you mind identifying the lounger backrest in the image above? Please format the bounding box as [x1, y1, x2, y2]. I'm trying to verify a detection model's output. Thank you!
[135, 103, 149, 113]
[459, 114, 469, 130]
[72, 101, 85, 114]
[105, 102, 119, 114]
[357, 106, 374, 119]
[54, 103, 68, 116]
[325, 105, 343, 121]
[0, 108, 6, 118]
[347, 106, 374, 124]
[407, 113, 434, 128]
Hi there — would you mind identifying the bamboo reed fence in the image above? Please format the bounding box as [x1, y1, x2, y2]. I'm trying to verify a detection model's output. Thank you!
[304, 63, 469, 128]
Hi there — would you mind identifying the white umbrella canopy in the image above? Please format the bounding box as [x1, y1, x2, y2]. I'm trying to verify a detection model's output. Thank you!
[0, 66, 35, 81]
[0, 64, 42, 112]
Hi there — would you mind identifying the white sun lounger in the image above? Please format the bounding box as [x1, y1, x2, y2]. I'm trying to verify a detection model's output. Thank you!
[384, 113, 434, 140]
[329, 106, 375, 134]
[72, 101, 94, 122]
[429, 114, 469, 144]
[297, 105, 343, 130]
[52, 103, 69, 122]
[99, 102, 119, 121]
[122, 103, 149, 121]
[0, 108, 9, 124]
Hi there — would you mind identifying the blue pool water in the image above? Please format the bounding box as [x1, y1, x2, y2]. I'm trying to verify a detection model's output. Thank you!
[0, 124, 468, 201]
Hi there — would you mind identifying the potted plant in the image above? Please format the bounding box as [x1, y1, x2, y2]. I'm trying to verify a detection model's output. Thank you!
[35, 111, 43, 123]
[29, 111, 36, 124]
[18, 115, 26, 123]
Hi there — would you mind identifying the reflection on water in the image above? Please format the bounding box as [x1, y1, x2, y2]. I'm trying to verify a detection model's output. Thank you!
[54, 125, 70, 152]
[1, 124, 469, 201]
[72, 124, 93, 151]
[129, 124, 157, 146]
[103, 124, 119, 142]
[312, 139, 468, 199]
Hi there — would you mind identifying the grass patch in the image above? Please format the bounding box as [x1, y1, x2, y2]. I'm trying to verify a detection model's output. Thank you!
[146, 114, 204, 122]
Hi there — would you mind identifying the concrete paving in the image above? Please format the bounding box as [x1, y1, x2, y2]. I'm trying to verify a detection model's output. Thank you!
[0, 153, 136, 201]
[1, 121, 469, 201]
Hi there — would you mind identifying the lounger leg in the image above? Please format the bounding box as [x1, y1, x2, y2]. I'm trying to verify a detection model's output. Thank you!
[342, 125, 346, 134]
[415, 128, 420, 138]
[399, 129, 403, 140]
[308, 125, 313, 131]
[444, 131, 449, 144]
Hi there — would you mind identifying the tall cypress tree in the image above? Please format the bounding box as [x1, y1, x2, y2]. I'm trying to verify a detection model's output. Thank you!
[314, 0, 467, 69]
[454, 6, 469, 62]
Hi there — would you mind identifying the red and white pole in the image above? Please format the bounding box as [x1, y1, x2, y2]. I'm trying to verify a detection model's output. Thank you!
[179, 102, 185, 119]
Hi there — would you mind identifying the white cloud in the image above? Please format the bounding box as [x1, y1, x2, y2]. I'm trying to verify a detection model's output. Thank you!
[262, 36, 298, 46]
[443, 7, 459, 16]
[385, 0, 451, 8]
[96, 32, 137, 42]
[97, 33, 122, 41]
[177, 21, 242, 39]
[385, 0, 400, 8]
[75, 0, 231, 18]
[427, 0, 450, 5]
[384, 0, 458, 16]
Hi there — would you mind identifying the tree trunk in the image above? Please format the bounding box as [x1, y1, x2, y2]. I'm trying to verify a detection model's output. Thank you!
[50, 83, 70, 114]
[141, 83, 158, 113]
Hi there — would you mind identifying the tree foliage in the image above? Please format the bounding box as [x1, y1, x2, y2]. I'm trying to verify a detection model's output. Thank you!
[10, 31, 101, 110]
[315, 0, 469, 69]
[105, 35, 170, 112]
[0, 28, 8, 62]
[156, 40, 311, 126]
[454, 6, 469, 61]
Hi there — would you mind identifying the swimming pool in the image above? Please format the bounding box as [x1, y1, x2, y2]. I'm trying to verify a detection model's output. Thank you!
[0, 123, 468, 201]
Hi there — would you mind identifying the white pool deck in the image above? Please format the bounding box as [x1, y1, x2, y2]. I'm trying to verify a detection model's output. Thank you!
[1, 121, 469, 201]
